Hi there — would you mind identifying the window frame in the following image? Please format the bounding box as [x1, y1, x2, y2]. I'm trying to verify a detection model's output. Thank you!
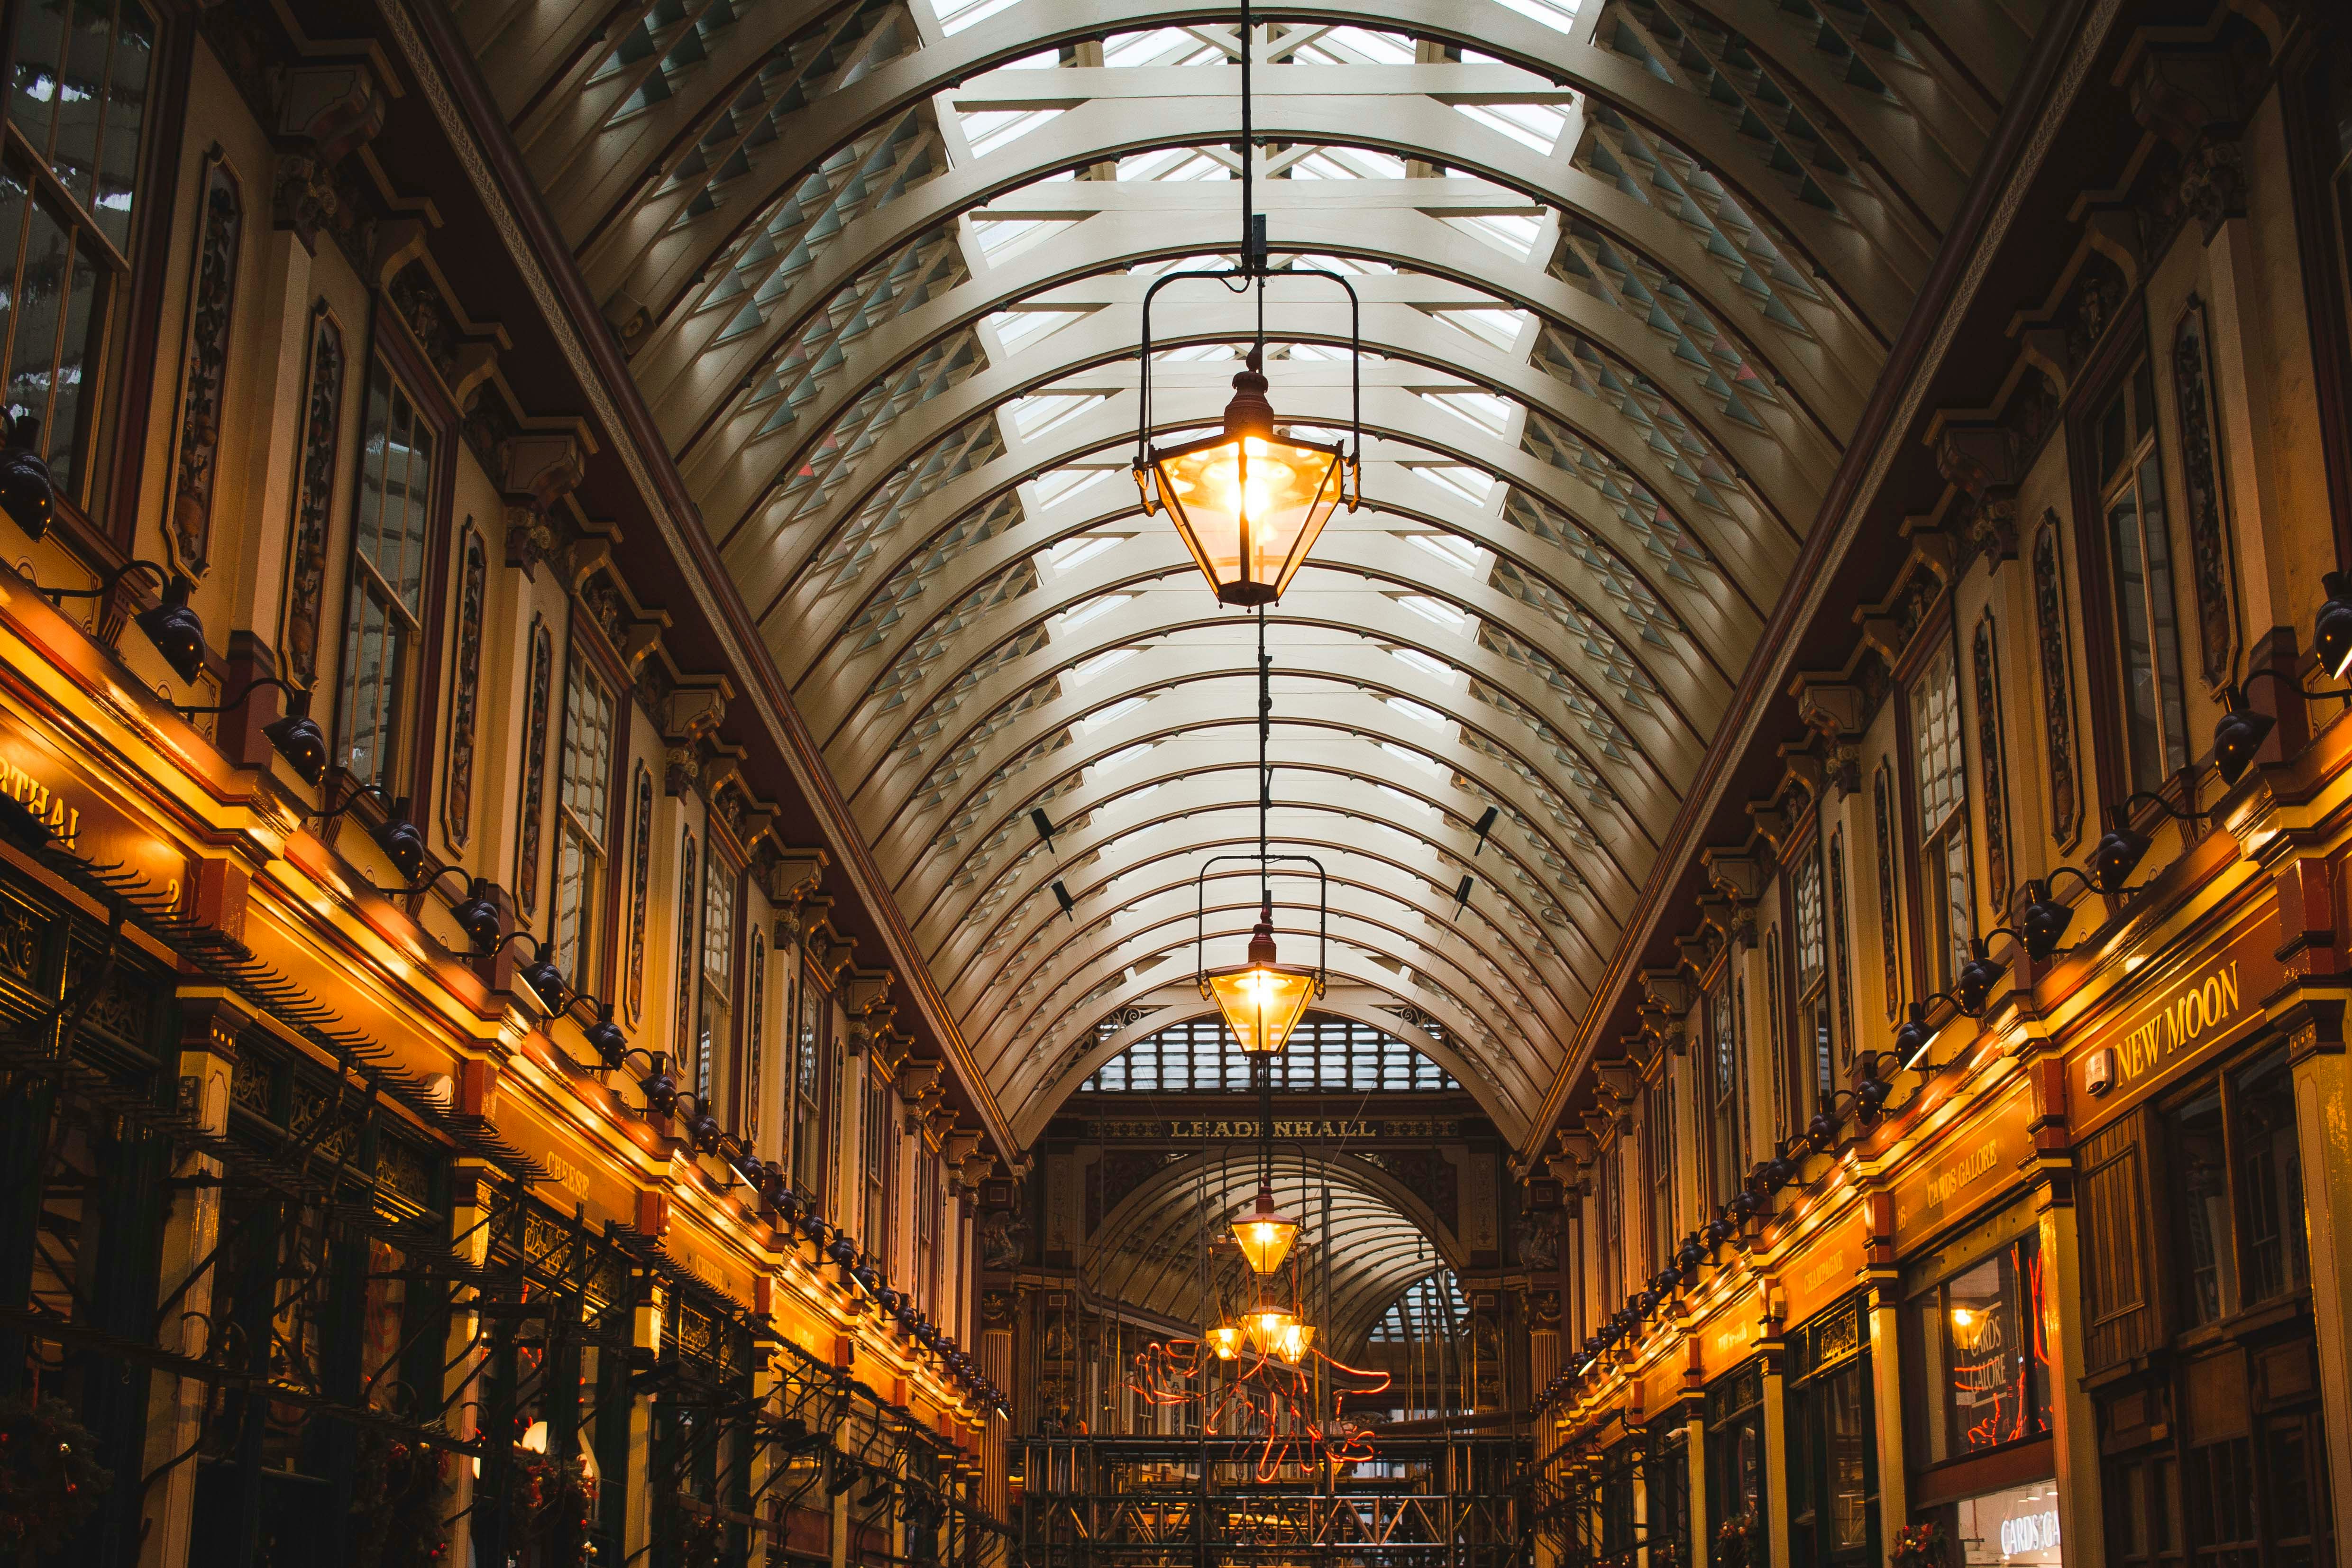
[1706, 967, 1745, 1204]
[549, 647, 619, 992]
[331, 330, 455, 804]
[2088, 353, 2192, 798]
[790, 956, 831, 1198]
[696, 848, 741, 1108]
[0, 0, 180, 541]
[1898, 628, 1974, 999]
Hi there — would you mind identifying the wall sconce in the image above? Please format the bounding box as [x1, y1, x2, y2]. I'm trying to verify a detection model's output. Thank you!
[38, 559, 206, 683]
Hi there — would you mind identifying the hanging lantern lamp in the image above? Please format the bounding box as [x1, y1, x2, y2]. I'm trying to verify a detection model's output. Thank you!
[1202, 893, 1320, 1057]
[1229, 1183, 1301, 1275]
[1131, 0, 1359, 606]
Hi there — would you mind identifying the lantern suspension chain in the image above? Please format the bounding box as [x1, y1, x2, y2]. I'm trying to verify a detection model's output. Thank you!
[1258, 605, 1272, 889]
[1239, 0, 1263, 279]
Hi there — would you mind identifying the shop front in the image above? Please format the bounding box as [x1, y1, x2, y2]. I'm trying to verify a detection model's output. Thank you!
[1785, 1293, 1876, 1567]
[1883, 1072, 2061, 1565]
[1705, 1359, 1767, 1558]
[2068, 913, 2331, 1564]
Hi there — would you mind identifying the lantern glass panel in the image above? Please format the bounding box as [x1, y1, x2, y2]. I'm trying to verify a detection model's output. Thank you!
[1153, 431, 1346, 605]
[1206, 962, 1317, 1056]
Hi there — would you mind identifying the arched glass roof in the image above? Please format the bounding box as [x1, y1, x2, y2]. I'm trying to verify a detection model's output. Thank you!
[460, 0, 2048, 1149]
[1081, 1012, 1458, 1093]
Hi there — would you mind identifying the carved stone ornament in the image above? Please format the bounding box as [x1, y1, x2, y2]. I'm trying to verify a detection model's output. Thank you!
[2029, 513, 2083, 846]
[1872, 761, 1900, 1017]
[2179, 140, 2248, 242]
[624, 763, 653, 1024]
[512, 616, 554, 915]
[2173, 296, 2240, 689]
[168, 149, 244, 579]
[673, 828, 698, 1057]
[280, 303, 345, 685]
[272, 62, 388, 253]
[1971, 613, 2013, 913]
[441, 521, 487, 850]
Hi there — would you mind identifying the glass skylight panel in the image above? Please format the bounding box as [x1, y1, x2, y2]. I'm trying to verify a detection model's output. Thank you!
[1095, 742, 1153, 772]
[1117, 149, 1231, 182]
[1288, 146, 1409, 180]
[1053, 593, 1132, 635]
[1101, 28, 1219, 67]
[936, 0, 1023, 35]
[1453, 101, 1567, 156]
[1405, 533, 1483, 573]
[1048, 534, 1123, 573]
[1428, 307, 1532, 352]
[1411, 465, 1498, 506]
[1381, 741, 1444, 774]
[1081, 696, 1148, 731]
[1419, 390, 1512, 437]
[1069, 647, 1139, 685]
[1399, 594, 1470, 633]
[1392, 647, 1458, 684]
[1032, 467, 1117, 507]
[1008, 391, 1105, 439]
[1320, 27, 1418, 64]
[1445, 211, 1545, 260]
[1490, 0, 1587, 32]
[1375, 782, 1434, 813]
[1387, 696, 1448, 730]
[989, 307, 1085, 351]
[961, 106, 1065, 158]
[970, 216, 1075, 264]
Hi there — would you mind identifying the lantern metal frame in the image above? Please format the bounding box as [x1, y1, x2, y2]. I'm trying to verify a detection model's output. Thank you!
[1128, 0, 1363, 607]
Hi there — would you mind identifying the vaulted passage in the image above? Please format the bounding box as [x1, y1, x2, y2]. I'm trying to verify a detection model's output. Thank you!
[18, 1, 2350, 1566]
[454, 0, 2050, 1148]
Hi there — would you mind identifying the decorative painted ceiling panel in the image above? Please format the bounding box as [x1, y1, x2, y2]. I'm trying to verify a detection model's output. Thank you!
[455, 0, 2046, 1147]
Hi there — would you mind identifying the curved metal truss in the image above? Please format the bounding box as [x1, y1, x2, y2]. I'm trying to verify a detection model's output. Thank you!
[454, 0, 2046, 1140]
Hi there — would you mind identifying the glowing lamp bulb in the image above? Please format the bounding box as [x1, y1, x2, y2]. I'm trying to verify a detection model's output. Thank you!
[1203, 899, 1317, 1056]
[1205, 1321, 1244, 1361]
[1231, 1185, 1300, 1275]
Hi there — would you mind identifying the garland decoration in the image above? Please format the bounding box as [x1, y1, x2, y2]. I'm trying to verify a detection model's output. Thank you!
[1890, 1520, 1955, 1568]
[505, 1444, 597, 1568]
[349, 1429, 452, 1568]
[0, 1394, 111, 1556]
[1712, 1512, 1760, 1568]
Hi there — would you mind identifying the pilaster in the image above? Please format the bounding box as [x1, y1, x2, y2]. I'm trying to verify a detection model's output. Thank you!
[136, 988, 247, 1568]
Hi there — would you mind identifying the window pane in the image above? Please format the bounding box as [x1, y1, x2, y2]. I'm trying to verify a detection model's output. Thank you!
[558, 658, 616, 839]
[45, 210, 102, 492]
[2233, 1051, 2306, 1304]
[8, 1, 65, 153]
[1794, 853, 1824, 987]
[703, 861, 734, 986]
[2168, 1088, 2234, 1325]
[6, 196, 68, 439]
[551, 828, 590, 982]
[338, 588, 406, 787]
[54, 0, 114, 217]
[340, 363, 435, 783]
[1911, 641, 1966, 837]
[94, 3, 152, 251]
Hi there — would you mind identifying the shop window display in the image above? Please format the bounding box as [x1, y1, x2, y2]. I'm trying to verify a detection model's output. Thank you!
[1905, 1231, 2051, 1464]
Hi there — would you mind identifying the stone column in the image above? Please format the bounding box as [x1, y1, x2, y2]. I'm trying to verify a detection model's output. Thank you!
[1861, 1189, 1907, 1542]
[1757, 1333, 1791, 1568]
[2032, 1181, 2102, 1568]
[137, 990, 248, 1568]
[2284, 991, 2352, 1568]
[444, 1157, 496, 1568]
[625, 1278, 664, 1565]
